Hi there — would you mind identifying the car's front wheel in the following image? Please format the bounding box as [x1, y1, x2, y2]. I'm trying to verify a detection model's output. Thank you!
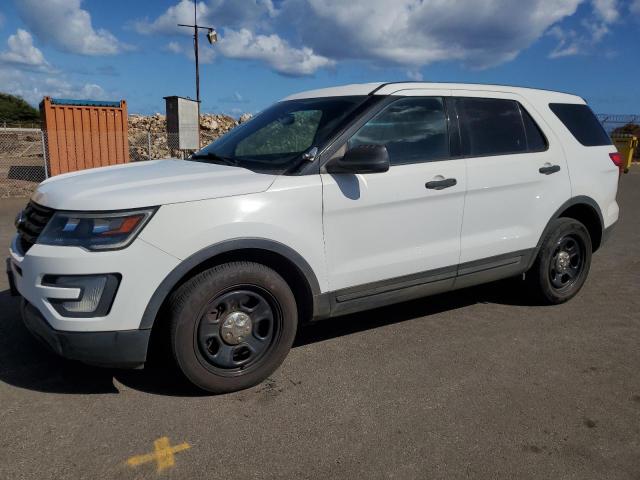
[527, 217, 592, 304]
[168, 261, 297, 393]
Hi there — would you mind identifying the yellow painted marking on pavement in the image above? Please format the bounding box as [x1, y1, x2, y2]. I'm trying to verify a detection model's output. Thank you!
[126, 437, 191, 473]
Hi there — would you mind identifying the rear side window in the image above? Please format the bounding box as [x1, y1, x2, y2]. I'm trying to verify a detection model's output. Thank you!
[348, 97, 449, 165]
[549, 103, 611, 146]
[456, 98, 526, 156]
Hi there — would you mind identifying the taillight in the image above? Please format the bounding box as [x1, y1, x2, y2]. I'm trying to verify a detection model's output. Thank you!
[609, 152, 623, 175]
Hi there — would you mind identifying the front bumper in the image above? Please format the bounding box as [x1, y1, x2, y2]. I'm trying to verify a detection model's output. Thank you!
[21, 299, 150, 368]
[8, 234, 180, 332]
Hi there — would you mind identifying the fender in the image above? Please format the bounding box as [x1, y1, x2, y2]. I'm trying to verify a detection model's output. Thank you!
[139, 238, 322, 329]
[529, 195, 604, 269]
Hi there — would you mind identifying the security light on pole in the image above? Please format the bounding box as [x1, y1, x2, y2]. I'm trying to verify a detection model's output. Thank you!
[207, 28, 218, 45]
[177, 1, 216, 147]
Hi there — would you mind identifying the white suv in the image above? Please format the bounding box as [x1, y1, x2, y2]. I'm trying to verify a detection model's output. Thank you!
[8, 82, 620, 393]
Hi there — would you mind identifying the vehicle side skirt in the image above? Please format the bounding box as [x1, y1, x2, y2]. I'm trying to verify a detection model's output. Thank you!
[314, 249, 536, 320]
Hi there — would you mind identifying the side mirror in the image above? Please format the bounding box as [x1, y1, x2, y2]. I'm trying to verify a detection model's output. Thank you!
[325, 144, 390, 174]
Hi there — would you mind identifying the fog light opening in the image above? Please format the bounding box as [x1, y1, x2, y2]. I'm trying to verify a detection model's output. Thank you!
[42, 273, 121, 318]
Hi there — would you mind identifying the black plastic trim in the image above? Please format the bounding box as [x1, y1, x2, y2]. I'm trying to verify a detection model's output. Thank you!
[535, 196, 604, 255]
[335, 265, 458, 304]
[454, 249, 535, 290]
[325, 249, 535, 318]
[602, 220, 617, 246]
[365, 81, 580, 98]
[139, 238, 322, 329]
[42, 273, 121, 318]
[21, 300, 150, 368]
[6, 258, 19, 296]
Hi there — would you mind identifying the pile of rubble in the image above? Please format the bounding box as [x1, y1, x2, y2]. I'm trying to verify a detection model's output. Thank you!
[128, 112, 253, 160]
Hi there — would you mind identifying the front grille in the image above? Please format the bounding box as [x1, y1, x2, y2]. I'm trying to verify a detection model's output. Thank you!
[17, 201, 55, 253]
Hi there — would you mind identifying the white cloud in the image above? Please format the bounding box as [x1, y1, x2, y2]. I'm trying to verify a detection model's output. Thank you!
[631, 0, 640, 14]
[134, 0, 277, 35]
[548, 27, 582, 58]
[0, 29, 51, 71]
[218, 91, 250, 104]
[135, 0, 210, 35]
[0, 68, 108, 106]
[548, 0, 620, 58]
[406, 70, 423, 81]
[218, 28, 334, 76]
[593, 0, 619, 22]
[134, 0, 625, 73]
[164, 40, 215, 63]
[16, 0, 130, 56]
[135, 0, 332, 75]
[166, 41, 182, 54]
[281, 0, 583, 69]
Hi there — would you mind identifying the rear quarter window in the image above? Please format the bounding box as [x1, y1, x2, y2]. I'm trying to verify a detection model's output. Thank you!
[549, 103, 611, 147]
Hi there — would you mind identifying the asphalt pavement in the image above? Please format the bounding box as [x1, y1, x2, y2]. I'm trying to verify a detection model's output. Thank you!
[1, 171, 639, 479]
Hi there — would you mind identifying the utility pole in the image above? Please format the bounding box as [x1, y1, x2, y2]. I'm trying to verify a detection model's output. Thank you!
[178, 1, 217, 147]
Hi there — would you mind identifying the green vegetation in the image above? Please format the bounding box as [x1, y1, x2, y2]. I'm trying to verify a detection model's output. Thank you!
[0, 93, 40, 124]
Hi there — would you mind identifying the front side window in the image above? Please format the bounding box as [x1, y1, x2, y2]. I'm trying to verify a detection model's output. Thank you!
[192, 96, 368, 173]
[457, 97, 526, 157]
[348, 97, 449, 165]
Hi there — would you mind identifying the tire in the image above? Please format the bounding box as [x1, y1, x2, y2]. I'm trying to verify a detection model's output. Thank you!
[527, 217, 592, 304]
[168, 261, 297, 393]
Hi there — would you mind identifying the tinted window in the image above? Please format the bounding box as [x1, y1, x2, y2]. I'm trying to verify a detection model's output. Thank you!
[521, 106, 548, 151]
[348, 97, 448, 165]
[457, 98, 526, 156]
[549, 103, 611, 146]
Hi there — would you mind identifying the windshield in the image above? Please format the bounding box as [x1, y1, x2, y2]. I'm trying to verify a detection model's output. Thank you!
[190, 96, 368, 173]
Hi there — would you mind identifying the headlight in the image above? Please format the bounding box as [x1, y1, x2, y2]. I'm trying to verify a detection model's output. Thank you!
[38, 208, 156, 251]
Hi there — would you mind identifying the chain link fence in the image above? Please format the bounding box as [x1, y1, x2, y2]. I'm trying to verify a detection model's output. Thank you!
[0, 128, 47, 198]
[597, 114, 640, 135]
[128, 130, 204, 161]
[597, 114, 640, 163]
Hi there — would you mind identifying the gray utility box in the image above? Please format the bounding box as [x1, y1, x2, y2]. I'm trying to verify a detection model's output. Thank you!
[164, 96, 199, 150]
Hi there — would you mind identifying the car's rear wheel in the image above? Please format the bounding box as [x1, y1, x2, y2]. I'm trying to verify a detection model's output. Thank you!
[527, 218, 592, 304]
[168, 262, 297, 393]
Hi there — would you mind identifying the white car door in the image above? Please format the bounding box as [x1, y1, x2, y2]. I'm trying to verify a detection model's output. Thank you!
[453, 91, 571, 272]
[321, 93, 466, 303]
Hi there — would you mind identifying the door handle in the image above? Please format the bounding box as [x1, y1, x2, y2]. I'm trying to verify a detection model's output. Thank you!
[539, 164, 561, 175]
[425, 178, 457, 190]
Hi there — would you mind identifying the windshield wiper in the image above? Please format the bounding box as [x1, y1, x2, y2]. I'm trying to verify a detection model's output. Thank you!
[190, 152, 237, 166]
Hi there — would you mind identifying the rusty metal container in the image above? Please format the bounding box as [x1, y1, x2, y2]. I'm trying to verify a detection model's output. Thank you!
[40, 97, 129, 176]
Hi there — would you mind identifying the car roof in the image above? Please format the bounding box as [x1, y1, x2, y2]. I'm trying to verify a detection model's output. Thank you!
[282, 81, 583, 104]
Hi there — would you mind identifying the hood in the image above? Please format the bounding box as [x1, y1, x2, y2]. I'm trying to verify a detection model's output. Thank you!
[32, 160, 277, 210]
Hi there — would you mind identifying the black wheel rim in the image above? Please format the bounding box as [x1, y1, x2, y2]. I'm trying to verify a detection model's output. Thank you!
[548, 234, 585, 291]
[195, 287, 281, 375]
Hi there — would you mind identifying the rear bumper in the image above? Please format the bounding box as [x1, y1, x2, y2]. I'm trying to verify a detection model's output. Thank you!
[21, 299, 150, 368]
[602, 220, 617, 247]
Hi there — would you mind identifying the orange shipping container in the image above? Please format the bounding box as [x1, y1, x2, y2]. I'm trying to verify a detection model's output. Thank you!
[40, 97, 130, 176]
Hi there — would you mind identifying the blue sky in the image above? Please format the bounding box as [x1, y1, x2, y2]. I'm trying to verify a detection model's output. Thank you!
[0, 0, 638, 116]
